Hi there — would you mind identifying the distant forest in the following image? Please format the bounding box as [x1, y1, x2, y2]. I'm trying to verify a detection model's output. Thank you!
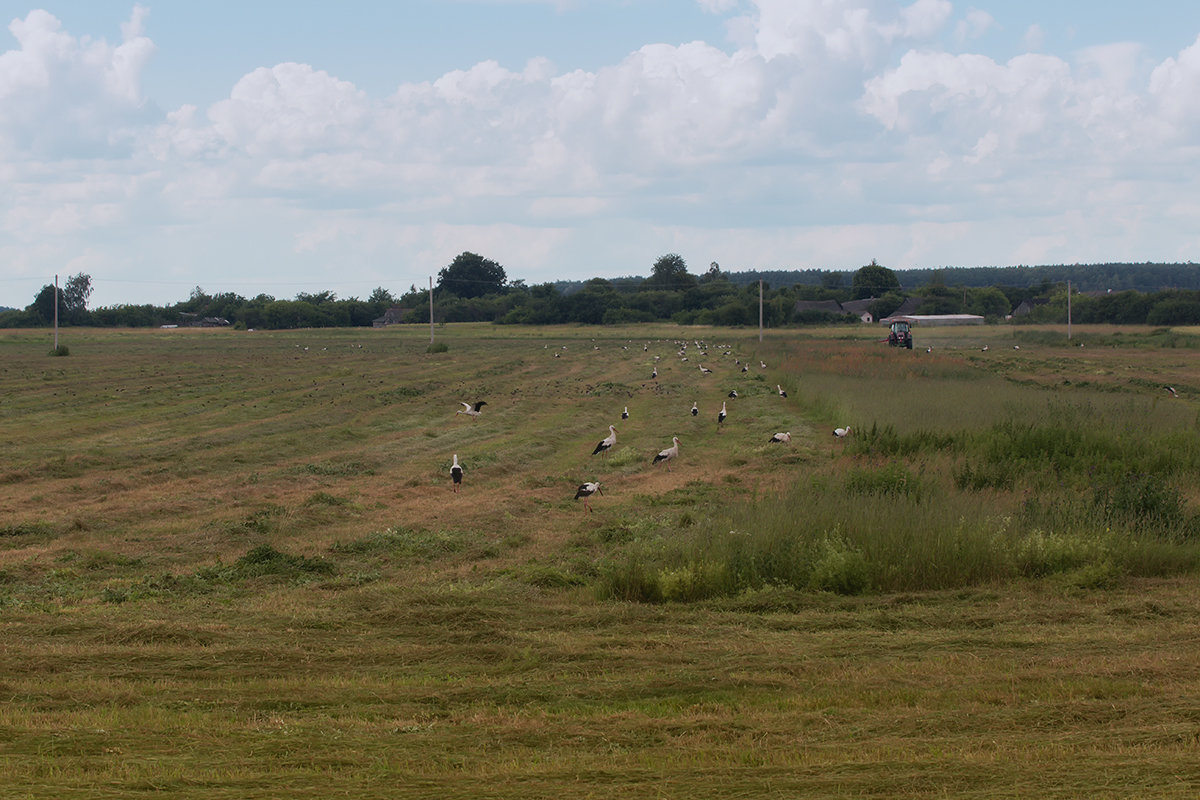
[4, 258, 1200, 330]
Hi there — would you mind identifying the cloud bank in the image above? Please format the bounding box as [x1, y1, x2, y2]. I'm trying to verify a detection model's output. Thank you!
[2, 0, 1199, 306]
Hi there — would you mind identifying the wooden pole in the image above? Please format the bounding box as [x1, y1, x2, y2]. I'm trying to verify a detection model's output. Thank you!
[429, 276, 434, 344]
[53, 274, 59, 350]
[758, 280, 763, 343]
[1067, 280, 1072, 341]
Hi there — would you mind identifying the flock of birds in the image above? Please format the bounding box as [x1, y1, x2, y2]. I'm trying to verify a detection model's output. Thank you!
[444, 337, 852, 511]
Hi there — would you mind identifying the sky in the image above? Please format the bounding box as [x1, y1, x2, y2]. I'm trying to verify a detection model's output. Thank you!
[2, 1, 1200, 308]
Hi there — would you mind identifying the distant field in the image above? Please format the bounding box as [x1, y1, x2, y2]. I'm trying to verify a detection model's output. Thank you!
[2, 322, 1200, 798]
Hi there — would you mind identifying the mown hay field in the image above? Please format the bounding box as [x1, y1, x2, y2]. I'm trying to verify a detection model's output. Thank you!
[3, 322, 1200, 799]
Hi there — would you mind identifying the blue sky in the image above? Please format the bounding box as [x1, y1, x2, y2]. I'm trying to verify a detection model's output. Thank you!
[2, 1, 1200, 308]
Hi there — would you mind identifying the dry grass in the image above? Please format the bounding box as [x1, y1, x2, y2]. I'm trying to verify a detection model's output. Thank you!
[2, 323, 1200, 798]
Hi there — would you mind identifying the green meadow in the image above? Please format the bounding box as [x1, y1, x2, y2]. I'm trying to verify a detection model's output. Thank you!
[3, 322, 1200, 798]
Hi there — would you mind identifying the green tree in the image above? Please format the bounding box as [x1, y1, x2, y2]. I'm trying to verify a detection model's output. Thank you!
[851, 260, 899, 300]
[643, 253, 696, 291]
[369, 287, 396, 305]
[437, 252, 507, 299]
[62, 273, 92, 323]
[699, 261, 727, 284]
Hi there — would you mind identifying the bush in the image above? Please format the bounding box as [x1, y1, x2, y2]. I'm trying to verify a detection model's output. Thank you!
[809, 538, 870, 595]
[48, 345, 70, 357]
[426, 341, 449, 353]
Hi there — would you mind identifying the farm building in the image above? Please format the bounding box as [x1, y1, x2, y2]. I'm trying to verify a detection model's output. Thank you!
[373, 307, 411, 327]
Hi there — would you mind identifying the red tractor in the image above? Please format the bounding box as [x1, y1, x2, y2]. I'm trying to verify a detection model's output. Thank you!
[886, 320, 913, 349]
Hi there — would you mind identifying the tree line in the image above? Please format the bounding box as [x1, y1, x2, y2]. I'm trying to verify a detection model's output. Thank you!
[6, 254, 1200, 330]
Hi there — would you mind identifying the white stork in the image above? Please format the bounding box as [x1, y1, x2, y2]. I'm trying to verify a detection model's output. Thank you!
[450, 454, 464, 492]
[456, 400, 487, 420]
[699, 364, 712, 375]
[728, 390, 738, 398]
[592, 425, 617, 456]
[717, 401, 727, 429]
[777, 384, 787, 398]
[622, 406, 630, 419]
[1167, 386, 1179, 398]
[833, 426, 852, 438]
[653, 437, 681, 471]
[651, 366, 658, 379]
[691, 401, 698, 417]
[574, 481, 602, 511]
[769, 432, 791, 443]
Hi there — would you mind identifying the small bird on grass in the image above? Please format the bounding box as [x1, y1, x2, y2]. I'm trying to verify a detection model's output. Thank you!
[833, 426, 852, 438]
[653, 436, 681, 471]
[574, 481, 602, 511]
[691, 401, 698, 417]
[717, 401, 727, 429]
[777, 384, 787, 398]
[622, 406, 630, 420]
[592, 425, 617, 456]
[769, 432, 791, 443]
[450, 454, 464, 492]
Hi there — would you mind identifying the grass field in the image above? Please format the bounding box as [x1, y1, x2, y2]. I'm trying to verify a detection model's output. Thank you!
[3, 322, 1200, 798]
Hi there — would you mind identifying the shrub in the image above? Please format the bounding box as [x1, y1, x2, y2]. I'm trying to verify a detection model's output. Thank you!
[596, 556, 662, 603]
[658, 561, 730, 602]
[48, 345, 70, 357]
[845, 462, 922, 500]
[426, 342, 449, 353]
[809, 538, 870, 595]
[1013, 531, 1107, 577]
[1094, 472, 1184, 531]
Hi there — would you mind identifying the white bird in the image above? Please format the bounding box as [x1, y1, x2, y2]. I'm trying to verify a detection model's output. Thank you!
[926, 346, 932, 353]
[651, 367, 658, 379]
[699, 364, 712, 375]
[592, 425, 617, 456]
[574, 481, 602, 511]
[981, 345, 989, 352]
[728, 390, 738, 398]
[621, 406, 629, 420]
[691, 401, 699, 417]
[1167, 386, 1179, 397]
[653, 437, 681, 471]
[833, 426, 852, 438]
[450, 454, 464, 492]
[717, 401, 727, 428]
[777, 384, 787, 398]
[769, 432, 791, 443]
[456, 400, 487, 420]
[741, 365, 748, 373]
[760, 361, 766, 368]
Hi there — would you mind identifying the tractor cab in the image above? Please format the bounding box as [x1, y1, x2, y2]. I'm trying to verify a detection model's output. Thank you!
[887, 320, 913, 349]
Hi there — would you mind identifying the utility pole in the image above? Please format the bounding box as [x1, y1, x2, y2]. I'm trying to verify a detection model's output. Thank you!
[758, 279, 763, 343]
[1067, 280, 1072, 341]
[53, 274, 59, 350]
[429, 276, 434, 344]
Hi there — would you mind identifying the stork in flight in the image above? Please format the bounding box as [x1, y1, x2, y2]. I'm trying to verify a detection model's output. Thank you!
[456, 400, 487, 421]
